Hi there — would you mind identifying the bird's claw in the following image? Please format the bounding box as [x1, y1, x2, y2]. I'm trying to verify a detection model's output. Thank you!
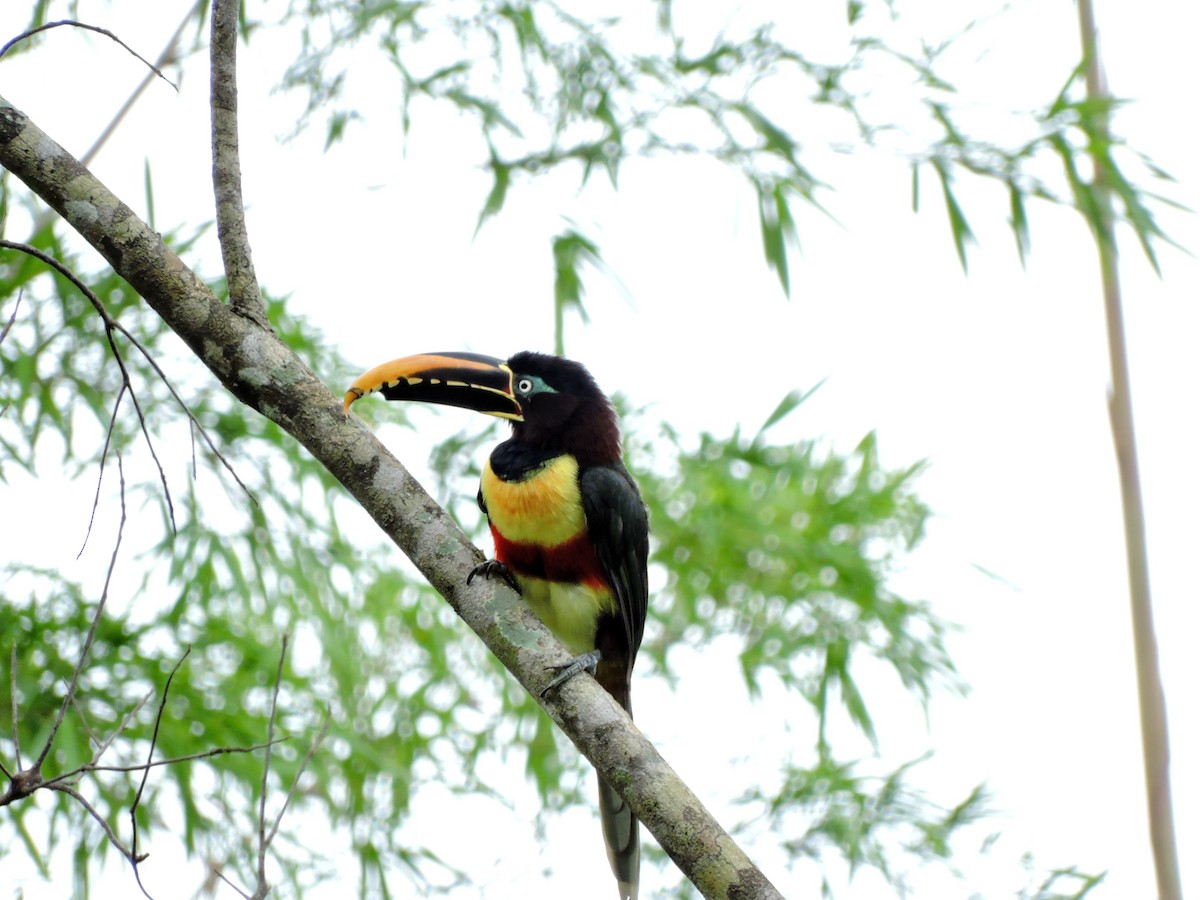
[540, 649, 603, 698]
[467, 559, 520, 594]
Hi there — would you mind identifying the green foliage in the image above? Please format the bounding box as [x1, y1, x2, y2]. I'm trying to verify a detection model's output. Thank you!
[271, 2, 868, 295]
[618, 402, 978, 893]
[268, 0, 1174, 298]
[1016, 863, 1105, 900]
[917, 59, 1176, 272]
[740, 754, 990, 885]
[638, 422, 954, 747]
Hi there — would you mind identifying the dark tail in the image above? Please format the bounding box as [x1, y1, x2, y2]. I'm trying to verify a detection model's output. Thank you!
[596, 661, 640, 900]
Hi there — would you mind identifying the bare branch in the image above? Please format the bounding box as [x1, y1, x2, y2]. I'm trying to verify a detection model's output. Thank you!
[5, 645, 20, 776]
[80, 383, 128, 558]
[121, 324, 256, 503]
[264, 708, 330, 850]
[210, 0, 268, 326]
[47, 782, 139, 861]
[94, 690, 155, 759]
[129, 647, 192, 879]
[68, 691, 103, 750]
[46, 738, 287, 786]
[0, 287, 20, 345]
[215, 868, 253, 900]
[254, 633, 290, 899]
[34, 457, 127, 772]
[54, 687, 155, 782]
[190, 418, 199, 479]
[0, 240, 177, 534]
[0, 240, 257, 539]
[118, 364, 177, 532]
[0, 20, 177, 90]
[80, 3, 202, 167]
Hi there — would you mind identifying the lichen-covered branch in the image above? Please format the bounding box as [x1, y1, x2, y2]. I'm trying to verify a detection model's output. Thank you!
[210, 0, 268, 326]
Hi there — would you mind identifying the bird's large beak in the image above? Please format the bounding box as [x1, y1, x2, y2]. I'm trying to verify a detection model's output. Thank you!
[343, 351, 523, 421]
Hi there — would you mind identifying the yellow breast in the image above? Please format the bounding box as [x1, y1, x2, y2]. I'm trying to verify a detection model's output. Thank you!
[481, 454, 586, 546]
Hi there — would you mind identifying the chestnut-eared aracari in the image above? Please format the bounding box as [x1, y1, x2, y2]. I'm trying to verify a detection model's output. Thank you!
[344, 351, 648, 900]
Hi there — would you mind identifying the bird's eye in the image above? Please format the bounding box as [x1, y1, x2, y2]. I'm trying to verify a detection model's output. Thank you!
[516, 377, 535, 396]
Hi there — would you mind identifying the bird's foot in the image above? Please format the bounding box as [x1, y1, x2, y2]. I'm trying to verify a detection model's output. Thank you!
[467, 559, 520, 594]
[540, 649, 603, 698]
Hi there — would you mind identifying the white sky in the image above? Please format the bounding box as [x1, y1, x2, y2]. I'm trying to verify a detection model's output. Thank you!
[2, 0, 1197, 898]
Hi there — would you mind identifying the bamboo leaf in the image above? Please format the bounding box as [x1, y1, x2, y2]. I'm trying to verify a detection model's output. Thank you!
[755, 179, 800, 296]
[757, 381, 825, 440]
[1008, 178, 1030, 266]
[552, 227, 602, 326]
[931, 160, 973, 270]
[475, 154, 511, 234]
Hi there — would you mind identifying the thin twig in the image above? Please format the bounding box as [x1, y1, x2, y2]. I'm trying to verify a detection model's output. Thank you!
[19, 7, 199, 235]
[34, 457, 127, 773]
[1, 648, 18, 782]
[47, 782, 139, 861]
[80, 383, 128, 557]
[45, 738, 287, 786]
[4, 645, 20, 778]
[190, 418, 199, 479]
[0, 20, 177, 88]
[0, 241, 177, 536]
[60, 687, 156, 775]
[80, 3, 202, 166]
[69, 692, 103, 750]
[129, 647, 192, 877]
[215, 868, 253, 900]
[1074, 6, 1182, 900]
[255, 634, 290, 897]
[0, 287, 20, 345]
[93, 689, 155, 759]
[0, 240, 258, 538]
[264, 708, 330, 850]
[122, 323, 255, 503]
[210, 0, 268, 327]
[117, 364, 177, 533]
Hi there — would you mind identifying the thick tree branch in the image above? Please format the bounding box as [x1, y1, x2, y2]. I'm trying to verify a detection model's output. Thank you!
[0, 93, 781, 899]
[210, 0, 268, 326]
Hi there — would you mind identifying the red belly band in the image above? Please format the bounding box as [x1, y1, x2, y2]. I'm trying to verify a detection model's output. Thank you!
[491, 526, 607, 588]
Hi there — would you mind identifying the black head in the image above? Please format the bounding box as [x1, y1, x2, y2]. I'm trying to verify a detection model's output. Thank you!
[505, 351, 620, 467]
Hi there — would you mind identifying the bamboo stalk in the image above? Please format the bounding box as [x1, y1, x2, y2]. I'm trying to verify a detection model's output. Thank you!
[1073, 5, 1181, 898]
